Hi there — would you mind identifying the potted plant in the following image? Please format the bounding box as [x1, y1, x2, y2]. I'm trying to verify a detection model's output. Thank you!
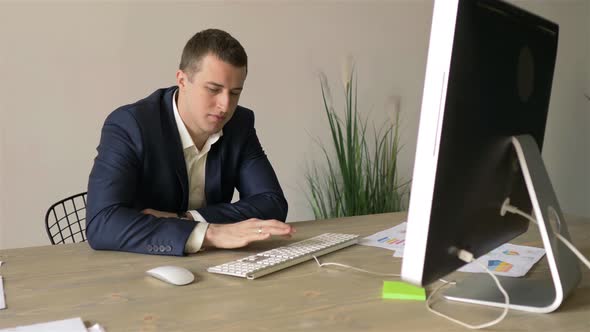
[306, 61, 410, 219]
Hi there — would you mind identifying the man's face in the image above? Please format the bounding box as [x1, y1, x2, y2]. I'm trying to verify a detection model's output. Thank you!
[176, 53, 247, 140]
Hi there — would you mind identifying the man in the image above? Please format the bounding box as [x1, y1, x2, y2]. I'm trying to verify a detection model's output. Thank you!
[86, 29, 293, 256]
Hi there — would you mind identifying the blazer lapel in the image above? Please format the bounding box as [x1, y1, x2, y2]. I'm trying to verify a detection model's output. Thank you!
[161, 87, 189, 211]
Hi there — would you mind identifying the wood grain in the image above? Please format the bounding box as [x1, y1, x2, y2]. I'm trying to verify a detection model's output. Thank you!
[0, 212, 588, 331]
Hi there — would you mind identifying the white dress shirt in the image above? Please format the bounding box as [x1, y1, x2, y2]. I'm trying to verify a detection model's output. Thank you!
[172, 89, 223, 253]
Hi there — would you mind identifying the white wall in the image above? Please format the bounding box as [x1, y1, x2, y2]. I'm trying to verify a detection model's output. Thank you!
[0, 0, 587, 249]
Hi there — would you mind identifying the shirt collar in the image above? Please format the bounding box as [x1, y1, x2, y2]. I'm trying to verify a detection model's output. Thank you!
[172, 88, 223, 150]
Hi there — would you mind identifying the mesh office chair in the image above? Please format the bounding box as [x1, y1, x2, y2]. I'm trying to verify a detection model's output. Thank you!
[45, 192, 88, 245]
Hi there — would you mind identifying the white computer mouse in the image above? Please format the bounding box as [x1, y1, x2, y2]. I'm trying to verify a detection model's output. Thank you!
[146, 265, 195, 286]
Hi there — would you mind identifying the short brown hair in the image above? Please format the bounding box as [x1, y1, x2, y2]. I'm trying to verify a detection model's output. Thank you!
[179, 29, 248, 80]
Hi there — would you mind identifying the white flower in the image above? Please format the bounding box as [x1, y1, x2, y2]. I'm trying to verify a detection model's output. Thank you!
[386, 95, 401, 126]
[341, 55, 354, 91]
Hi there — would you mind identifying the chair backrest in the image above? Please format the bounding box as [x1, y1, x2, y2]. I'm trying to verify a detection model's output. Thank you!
[45, 192, 88, 245]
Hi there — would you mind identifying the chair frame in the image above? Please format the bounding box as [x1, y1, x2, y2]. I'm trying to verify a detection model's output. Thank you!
[44, 192, 88, 245]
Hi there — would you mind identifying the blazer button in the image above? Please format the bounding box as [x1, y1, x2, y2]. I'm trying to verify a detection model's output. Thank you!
[159, 245, 166, 252]
[147, 245, 153, 252]
[165, 245, 172, 252]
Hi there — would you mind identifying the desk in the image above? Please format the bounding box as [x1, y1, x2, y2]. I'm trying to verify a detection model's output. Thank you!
[0, 212, 589, 331]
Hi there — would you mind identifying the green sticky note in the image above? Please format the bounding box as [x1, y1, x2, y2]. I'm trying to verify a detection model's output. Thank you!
[382, 281, 426, 301]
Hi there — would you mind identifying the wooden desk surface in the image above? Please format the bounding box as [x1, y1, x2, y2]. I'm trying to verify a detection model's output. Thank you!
[0, 212, 589, 331]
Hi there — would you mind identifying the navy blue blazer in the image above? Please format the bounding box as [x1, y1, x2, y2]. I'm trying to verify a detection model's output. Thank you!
[86, 87, 288, 256]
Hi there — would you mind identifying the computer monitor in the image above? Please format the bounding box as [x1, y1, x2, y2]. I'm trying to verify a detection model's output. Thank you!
[401, 0, 580, 313]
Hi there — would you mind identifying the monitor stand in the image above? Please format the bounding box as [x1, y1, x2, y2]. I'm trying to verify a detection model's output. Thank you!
[443, 134, 581, 313]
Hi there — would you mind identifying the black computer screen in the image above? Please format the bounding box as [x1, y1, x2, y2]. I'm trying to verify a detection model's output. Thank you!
[402, 0, 559, 286]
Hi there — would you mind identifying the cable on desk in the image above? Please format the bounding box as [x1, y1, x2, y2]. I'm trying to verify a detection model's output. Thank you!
[501, 199, 590, 271]
[426, 250, 510, 329]
[312, 256, 401, 277]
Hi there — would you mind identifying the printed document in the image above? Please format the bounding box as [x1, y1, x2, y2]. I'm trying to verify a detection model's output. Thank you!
[458, 243, 545, 277]
[0, 317, 87, 332]
[359, 222, 407, 257]
[361, 224, 545, 277]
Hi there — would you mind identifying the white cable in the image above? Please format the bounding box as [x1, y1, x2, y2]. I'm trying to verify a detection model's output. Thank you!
[311, 255, 463, 284]
[312, 256, 458, 285]
[500, 199, 537, 224]
[502, 201, 590, 271]
[438, 278, 456, 285]
[313, 200, 587, 329]
[312, 253, 508, 329]
[312, 256, 400, 277]
[554, 233, 590, 270]
[426, 250, 510, 329]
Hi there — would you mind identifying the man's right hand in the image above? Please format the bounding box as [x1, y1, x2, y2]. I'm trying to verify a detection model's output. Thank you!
[203, 218, 295, 249]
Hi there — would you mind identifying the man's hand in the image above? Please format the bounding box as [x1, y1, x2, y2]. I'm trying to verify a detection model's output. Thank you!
[203, 218, 296, 249]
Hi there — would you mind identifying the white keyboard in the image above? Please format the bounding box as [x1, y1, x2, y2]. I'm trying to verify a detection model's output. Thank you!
[207, 233, 359, 279]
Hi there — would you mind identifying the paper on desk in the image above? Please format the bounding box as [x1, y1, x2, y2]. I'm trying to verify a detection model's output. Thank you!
[0, 317, 96, 332]
[458, 243, 545, 277]
[361, 223, 545, 277]
[359, 222, 407, 257]
[0, 276, 5, 310]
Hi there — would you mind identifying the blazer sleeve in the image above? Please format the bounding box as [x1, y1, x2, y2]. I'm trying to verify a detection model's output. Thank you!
[86, 109, 195, 256]
[197, 122, 288, 223]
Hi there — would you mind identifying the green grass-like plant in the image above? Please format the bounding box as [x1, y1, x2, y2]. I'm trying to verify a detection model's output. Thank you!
[306, 67, 410, 219]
